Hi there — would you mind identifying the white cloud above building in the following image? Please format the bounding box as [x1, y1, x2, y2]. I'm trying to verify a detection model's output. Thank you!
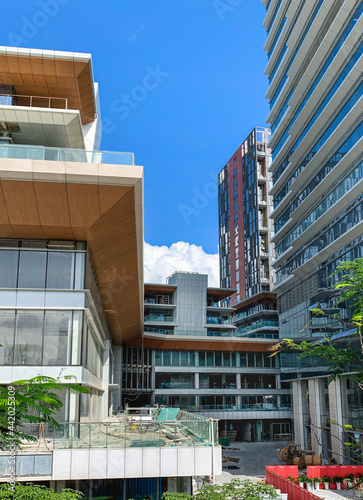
[144, 241, 219, 286]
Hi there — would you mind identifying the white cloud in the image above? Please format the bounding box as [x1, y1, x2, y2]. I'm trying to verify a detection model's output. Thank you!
[144, 241, 219, 287]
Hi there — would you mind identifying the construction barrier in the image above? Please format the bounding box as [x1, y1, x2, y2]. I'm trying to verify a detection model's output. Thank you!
[266, 467, 320, 500]
[266, 465, 363, 496]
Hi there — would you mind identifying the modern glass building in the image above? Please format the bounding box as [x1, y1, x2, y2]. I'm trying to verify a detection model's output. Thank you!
[0, 46, 220, 498]
[264, 0, 363, 462]
[140, 272, 292, 442]
[218, 127, 274, 304]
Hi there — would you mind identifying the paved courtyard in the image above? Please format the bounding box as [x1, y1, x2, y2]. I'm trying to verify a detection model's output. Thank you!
[216, 441, 286, 485]
[215, 442, 361, 500]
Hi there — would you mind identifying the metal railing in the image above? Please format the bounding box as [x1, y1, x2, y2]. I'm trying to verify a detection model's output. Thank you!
[0, 93, 68, 109]
[188, 405, 292, 412]
[0, 143, 135, 165]
[236, 320, 279, 335]
[144, 327, 277, 338]
[144, 314, 174, 322]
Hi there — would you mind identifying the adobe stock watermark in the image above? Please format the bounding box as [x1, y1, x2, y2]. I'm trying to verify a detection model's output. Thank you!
[101, 266, 136, 306]
[7, 386, 16, 492]
[7, 0, 71, 47]
[213, 0, 243, 21]
[103, 65, 170, 134]
[179, 171, 218, 224]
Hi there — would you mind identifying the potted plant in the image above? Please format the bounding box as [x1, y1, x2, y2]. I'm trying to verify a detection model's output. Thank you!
[312, 477, 322, 490]
[333, 476, 344, 490]
[306, 477, 315, 491]
[322, 476, 331, 490]
[298, 475, 308, 488]
[287, 476, 297, 483]
[345, 473, 355, 488]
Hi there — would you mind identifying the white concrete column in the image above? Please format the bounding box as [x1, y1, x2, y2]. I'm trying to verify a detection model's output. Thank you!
[195, 372, 199, 389]
[276, 374, 281, 389]
[236, 373, 241, 389]
[329, 379, 348, 464]
[100, 340, 110, 420]
[292, 379, 307, 448]
[308, 378, 325, 456]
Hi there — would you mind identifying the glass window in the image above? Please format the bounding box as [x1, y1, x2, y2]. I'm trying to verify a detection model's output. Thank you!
[0, 250, 18, 288]
[199, 352, 205, 366]
[181, 351, 189, 366]
[207, 352, 214, 366]
[0, 310, 15, 364]
[263, 353, 272, 368]
[199, 374, 209, 389]
[43, 311, 71, 365]
[155, 351, 162, 366]
[256, 353, 263, 367]
[223, 352, 231, 367]
[18, 251, 46, 288]
[215, 352, 222, 366]
[172, 351, 179, 366]
[163, 351, 171, 366]
[14, 311, 44, 365]
[248, 353, 255, 367]
[240, 353, 247, 367]
[47, 252, 74, 289]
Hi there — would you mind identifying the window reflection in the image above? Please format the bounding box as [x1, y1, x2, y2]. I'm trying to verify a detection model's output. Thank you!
[0, 249, 85, 290]
[47, 252, 74, 289]
[18, 252, 47, 289]
[43, 311, 72, 365]
[0, 310, 15, 364]
[14, 311, 43, 365]
[0, 251, 18, 287]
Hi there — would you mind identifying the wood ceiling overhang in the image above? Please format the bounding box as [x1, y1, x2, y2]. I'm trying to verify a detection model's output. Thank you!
[134, 336, 277, 352]
[145, 284, 177, 294]
[0, 52, 96, 125]
[0, 159, 144, 345]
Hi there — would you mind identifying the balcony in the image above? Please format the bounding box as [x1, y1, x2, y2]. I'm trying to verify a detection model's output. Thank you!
[235, 304, 277, 323]
[206, 316, 233, 325]
[259, 222, 268, 232]
[0, 93, 68, 109]
[144, 326, 175, 335]
[236, 320, 279, 336]
[308, 317, 342, 329]
[144, 326, 277, 339]
[0, 143, 135, 165]
[189, 404, 292, 412]
[257, 173, 267, 182]
[144, 313, 174, 323]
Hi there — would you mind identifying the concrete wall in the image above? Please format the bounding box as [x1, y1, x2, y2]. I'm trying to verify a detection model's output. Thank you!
[52, 446, 222, 480]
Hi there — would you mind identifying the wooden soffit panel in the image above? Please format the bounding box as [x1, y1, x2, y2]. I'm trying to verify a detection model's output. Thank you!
[0, 55, 95, 124]
[145, 284, 177, 294]
[0, 179, 140, 345]
[133, 337, 275, 353]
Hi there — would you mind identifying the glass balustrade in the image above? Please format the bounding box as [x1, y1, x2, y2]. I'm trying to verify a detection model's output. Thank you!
[0, 143, 135, 165]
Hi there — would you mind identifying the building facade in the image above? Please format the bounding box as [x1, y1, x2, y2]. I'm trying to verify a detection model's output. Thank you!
[140, 272, 292, 443]
[0, 46, 220, 498]
[264, 0, 363, 462]
[218, 127, 274, 305]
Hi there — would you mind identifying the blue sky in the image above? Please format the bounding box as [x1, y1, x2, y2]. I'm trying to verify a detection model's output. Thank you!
[1, 0, 269, 282]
